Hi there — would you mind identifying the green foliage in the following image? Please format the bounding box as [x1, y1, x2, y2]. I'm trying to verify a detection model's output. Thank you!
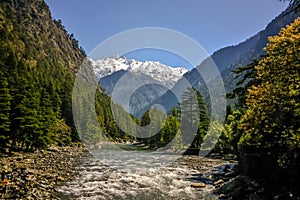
[0, 70, 11, 146]
[136, 87, 210, 151]
[226, 59, 261, 109]
[239, 18, 300, 148]
[216, 59, 260, 153]
[180, 87, 201, 148]
[137, 108, 180, 149]
[137, 108, 166, 146]
[180, 87, 210, 149]
[54, 118, 71, 146]
[215, 108, 243, 152]
[201, 121, 223, 150]
[139, 110, 151, 144]
[219, 19, 300, 155]
[195, 89, 210, 148]
[234, 15, 300, 195]
[162, 114, 181, 150]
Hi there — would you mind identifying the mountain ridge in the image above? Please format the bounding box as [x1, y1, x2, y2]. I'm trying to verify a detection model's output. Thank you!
[212, 6, 299, 77]
[145, 5, 300, 114]
[92, 56, 189, 116]
[92, 56, 189, 89]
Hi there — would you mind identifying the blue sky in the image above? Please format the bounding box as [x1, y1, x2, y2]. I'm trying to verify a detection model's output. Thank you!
[45, 0, 288, 69]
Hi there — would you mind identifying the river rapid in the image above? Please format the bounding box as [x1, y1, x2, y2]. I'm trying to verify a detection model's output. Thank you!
[57, 145, 227, 200]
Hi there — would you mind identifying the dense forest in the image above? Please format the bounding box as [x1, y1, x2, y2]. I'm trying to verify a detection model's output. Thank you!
[0, 0, 136, 152]
[134, 87, 210, 150]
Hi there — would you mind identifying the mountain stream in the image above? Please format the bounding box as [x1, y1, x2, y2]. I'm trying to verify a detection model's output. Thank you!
[57, 145, 230, 199]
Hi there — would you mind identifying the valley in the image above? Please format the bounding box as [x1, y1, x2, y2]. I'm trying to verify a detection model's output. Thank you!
[1, 0, 300, 199]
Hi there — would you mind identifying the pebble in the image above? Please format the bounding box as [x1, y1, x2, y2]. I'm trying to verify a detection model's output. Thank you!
[190, 182, 206, 188]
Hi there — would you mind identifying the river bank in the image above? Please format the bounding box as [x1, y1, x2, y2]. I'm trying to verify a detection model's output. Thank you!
[1, 144, 238, 199]
[0, 146, 88, 199]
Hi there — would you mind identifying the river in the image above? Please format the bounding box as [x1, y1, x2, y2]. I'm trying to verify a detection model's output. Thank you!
[57, 144, 228, 199]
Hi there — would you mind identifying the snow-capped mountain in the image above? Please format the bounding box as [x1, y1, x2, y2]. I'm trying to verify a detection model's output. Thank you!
[90, 56, 189, 116]
[91, 56, 189, 88]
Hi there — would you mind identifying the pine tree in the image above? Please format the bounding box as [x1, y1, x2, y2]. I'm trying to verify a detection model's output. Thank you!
[180, 87, 200, 148]
[9, 62, 41, 151]
[139, 110, 151, 145]
[226, 59, 261, 109]
[180, 87, 210, 149]
[0, 72, 11, 147]
[36, 88, 57, 147]
[196, 90, 210, 148]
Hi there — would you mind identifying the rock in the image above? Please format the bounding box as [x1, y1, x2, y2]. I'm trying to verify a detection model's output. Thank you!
[190, 182, 206, 188]
[218, 193, 229, 199]
[197, 175, 214, 184]
[56, 176, 65, 181]
[46, 147, 59, 152]
[214, 179, 225, 186]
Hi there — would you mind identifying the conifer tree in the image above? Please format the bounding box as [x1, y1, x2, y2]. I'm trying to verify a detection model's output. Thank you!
[180, 87, 210, 148]
[180, 87, 200, 148]
[0, 72, 11, 147]
[139, 110, 151, 145]
[196, 90, 210, 148]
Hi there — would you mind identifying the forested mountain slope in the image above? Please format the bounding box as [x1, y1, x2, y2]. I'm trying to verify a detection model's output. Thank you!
[0, 0, 130, 151]
[187, 4, 300, 92]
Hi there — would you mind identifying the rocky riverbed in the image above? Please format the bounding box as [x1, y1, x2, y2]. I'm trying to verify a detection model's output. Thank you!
[0, 146, 87, 199]
[1, 145, 239, 199]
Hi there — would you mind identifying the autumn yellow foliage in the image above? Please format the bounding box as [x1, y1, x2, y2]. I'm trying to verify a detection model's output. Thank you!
[238, 17, 300, 147]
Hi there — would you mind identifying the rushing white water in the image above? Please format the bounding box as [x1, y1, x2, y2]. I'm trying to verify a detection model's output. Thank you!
[57, 146, 218, 200]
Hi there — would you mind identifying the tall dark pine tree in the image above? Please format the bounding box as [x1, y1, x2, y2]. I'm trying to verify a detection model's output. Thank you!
[36, 88, 57, 147]
[139, 110, 151, 145]
[9, 62, 41, 151]
[179, 87, 210, 149]
[180, 87, 201, 148]
[0, 70, 11, 147]
[195, 90, 210, 148]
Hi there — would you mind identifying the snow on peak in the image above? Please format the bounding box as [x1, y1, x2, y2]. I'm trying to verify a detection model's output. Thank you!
[91, 56, 189, 88]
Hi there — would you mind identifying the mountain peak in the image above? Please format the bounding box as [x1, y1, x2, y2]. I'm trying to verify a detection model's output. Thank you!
[91, 56, 189, 88]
